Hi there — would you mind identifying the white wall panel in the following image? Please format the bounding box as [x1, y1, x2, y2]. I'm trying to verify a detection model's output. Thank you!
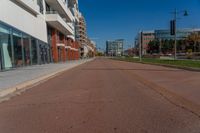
[0, 0, 47, 43]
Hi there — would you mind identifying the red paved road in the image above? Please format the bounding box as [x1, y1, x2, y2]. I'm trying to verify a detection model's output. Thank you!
[0, 58, 200, 133]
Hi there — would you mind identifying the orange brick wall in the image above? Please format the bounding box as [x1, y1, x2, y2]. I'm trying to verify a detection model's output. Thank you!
[51, 28, 80, 62]
[52, 29, 59, 62]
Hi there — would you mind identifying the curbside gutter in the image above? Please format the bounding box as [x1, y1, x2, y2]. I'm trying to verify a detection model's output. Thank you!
[0, 59, 94, 102]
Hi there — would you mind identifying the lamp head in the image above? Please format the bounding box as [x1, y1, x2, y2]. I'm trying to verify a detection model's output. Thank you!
[184, 10, 189, 16]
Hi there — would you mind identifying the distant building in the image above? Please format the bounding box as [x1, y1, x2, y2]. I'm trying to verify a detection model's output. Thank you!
[75, 13, 87, 58]
[106, 39, 124, 56]
[75, 13, 96, 58]
[124, 48, 137, 56]
[135, 28, 200, 55]
[154, 29, 200, 40]
[86, 39, 96, 57]
[139, 31, 155, 55]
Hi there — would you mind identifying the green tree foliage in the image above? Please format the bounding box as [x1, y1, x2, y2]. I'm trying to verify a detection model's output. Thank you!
[187, 32, 200, 53]
[147, 32, 200, 55]
[147, 40, 159, 54]
[96, 52, 104, 56]
[161, 39, 174, 54]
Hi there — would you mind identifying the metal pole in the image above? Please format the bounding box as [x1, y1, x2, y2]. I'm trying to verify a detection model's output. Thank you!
[174, 9, 177, 60]
[194, 33, 197, 53]
[139, 31, 142, 61]
[132, 43, 134, 57]
[159, 39, 162, 55]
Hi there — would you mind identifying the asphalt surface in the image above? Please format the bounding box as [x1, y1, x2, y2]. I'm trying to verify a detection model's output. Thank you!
[0, 58, 200, 133]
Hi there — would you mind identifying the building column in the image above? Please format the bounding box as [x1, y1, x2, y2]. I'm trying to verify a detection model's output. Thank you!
[51, 29, 58, 62]
[72, 41, 75, 60]
[67, 39, 70, 60]
[60, 36, 65, 62]
[63, 37, 67, 62]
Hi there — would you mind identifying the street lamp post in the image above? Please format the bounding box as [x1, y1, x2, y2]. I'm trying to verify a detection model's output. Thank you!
[132, 43, 135, 57]
[174, 9, 177, 60]
[139, 31, 143, 61]
[159, 38, 162, 55]
[172, 9, 188, 60]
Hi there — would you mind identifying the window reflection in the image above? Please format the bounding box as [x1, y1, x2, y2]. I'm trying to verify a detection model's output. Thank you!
[31, 38, 38, 65]
[0, 22, 50, 70]
[23, 34, 31, 66]
[0, 24, 13, 69]
[13, 30, 23, 67]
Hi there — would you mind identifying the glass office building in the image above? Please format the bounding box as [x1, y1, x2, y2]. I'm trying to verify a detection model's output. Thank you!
[106, 39, 124, 56]
[0, 22, 51, 71]
[155, 29, 193, 40]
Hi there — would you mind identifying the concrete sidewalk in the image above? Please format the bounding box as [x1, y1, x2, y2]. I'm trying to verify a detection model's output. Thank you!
[0, 59, 94, 98]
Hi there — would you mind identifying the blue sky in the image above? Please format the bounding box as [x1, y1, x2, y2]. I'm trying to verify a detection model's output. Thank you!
[78, 0, 200, 50]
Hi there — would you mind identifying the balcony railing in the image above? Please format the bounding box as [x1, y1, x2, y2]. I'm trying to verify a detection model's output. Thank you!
[46, 10, 59, 14]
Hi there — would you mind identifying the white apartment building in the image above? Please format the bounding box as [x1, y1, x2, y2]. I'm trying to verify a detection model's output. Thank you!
[75, 13, 96, 58]
[0, 0, 80, 71]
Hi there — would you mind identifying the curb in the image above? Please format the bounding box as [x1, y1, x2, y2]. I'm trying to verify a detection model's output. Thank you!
[139, 62, 200, 72]
[0, 59, 94, 101]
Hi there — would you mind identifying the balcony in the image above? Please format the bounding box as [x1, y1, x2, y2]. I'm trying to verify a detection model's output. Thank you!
[45, 0, 74, 22]
[77, 24, 86, 30]
[46, 12, 73, 35]
[65, 46, 71, 49]
[67, 23, 75, 31]
[57, 43, 65, 47]
[73, 9, 79, 22]
[69, 0, 78, 4]
[67, 35, 75, 40]
[15, 0, 40, 15]
[71, 48, 79, 51]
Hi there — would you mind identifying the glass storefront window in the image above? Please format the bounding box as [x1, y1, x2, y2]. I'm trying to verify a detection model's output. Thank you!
[38, 41, 50, 64]
[13, 30, 23, 67]
[46, 46, 50, 63]
[0, 22, 51, 70]
[0, 24, 13, 70]
[31, 38, 38, 65]
[23, 34, 31, 66]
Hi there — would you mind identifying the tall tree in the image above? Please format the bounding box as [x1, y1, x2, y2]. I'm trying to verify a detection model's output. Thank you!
[187, 32, 200, 52]
[147, 40, 159, 54]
